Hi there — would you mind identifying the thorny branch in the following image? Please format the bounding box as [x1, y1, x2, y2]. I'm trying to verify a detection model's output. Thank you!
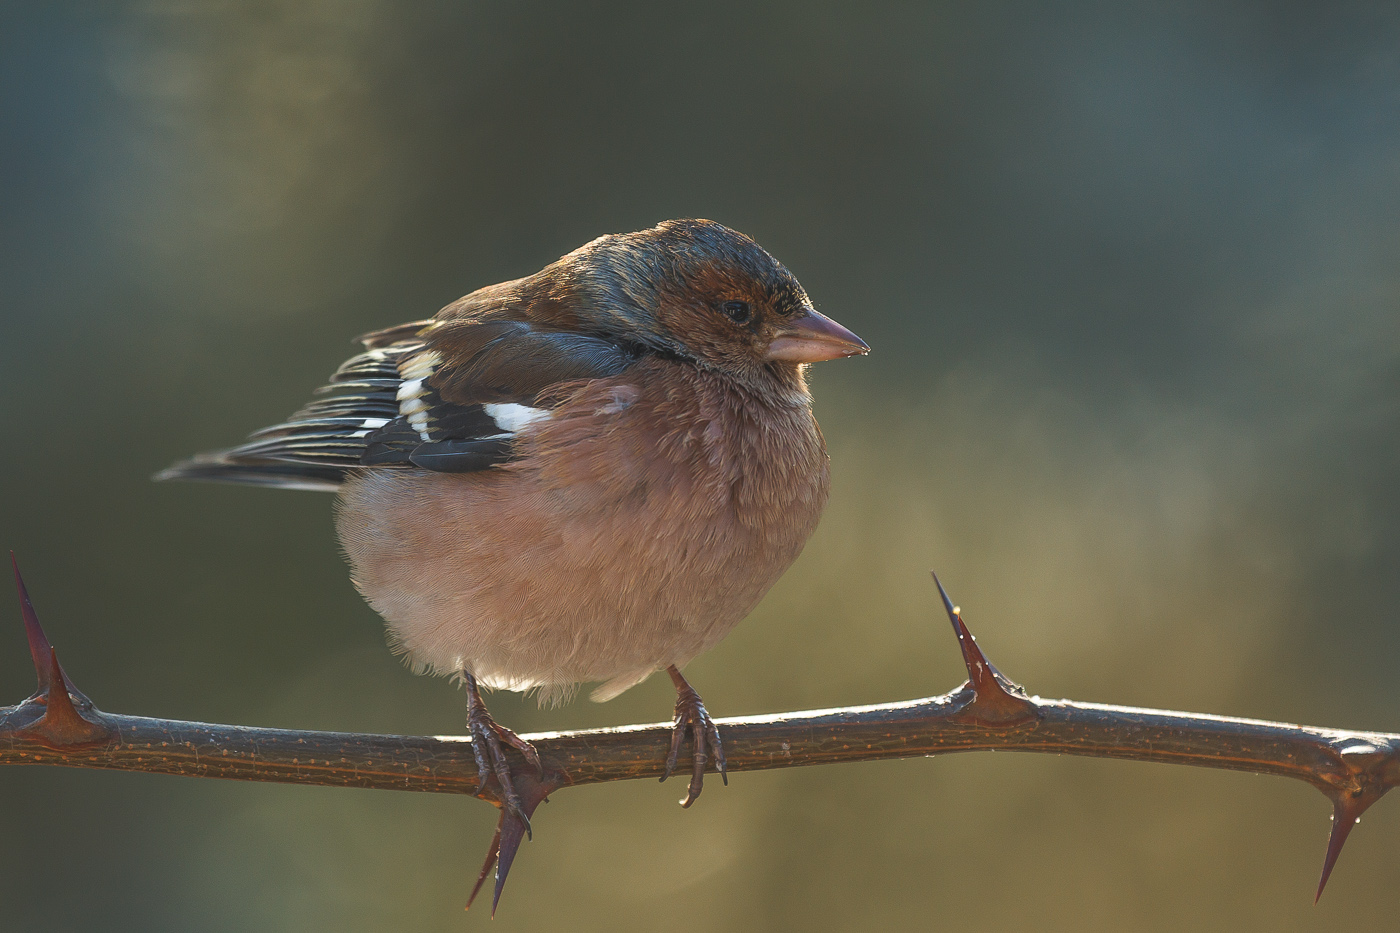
[3, 556, 1397, 913]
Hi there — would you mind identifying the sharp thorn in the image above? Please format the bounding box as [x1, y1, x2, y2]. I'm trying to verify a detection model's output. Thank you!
[930, 571, 1036, 724]
[12, 552, 54, 695]
[471, 771, 561, 915]
[9, 557, 105, 744]
[493, 804, 530, 916]
[12, 554, 96, 711]
[465, 824, 501, 912]
[1316, 792, 1378, 903]
[931, 571, 996, 691]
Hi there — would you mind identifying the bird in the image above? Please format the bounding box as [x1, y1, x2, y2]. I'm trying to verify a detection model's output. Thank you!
[157, 218, 867, 830]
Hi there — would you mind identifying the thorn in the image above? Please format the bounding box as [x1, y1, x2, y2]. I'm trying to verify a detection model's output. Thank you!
[11, 555, 106, 746]
[465, 825, 501, 912]
[491, 800, 532, 915]
[464, 769, 562, 916]
[931, 572, 1036, 724]
[12, 552, 54, 696]
[1316, 790, 1382, 903]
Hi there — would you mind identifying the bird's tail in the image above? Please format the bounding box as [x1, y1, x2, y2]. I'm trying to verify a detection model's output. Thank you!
[154, 454, 345, 492]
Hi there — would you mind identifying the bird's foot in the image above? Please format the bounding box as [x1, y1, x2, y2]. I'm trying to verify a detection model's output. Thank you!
[464, 673, 543, 838]
[660, 664, 727, 808]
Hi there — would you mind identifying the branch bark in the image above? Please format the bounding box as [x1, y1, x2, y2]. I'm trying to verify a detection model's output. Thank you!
[4, 559, 1396, 911]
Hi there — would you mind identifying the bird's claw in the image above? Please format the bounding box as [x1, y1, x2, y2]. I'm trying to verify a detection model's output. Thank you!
[660, 678, 726, 807]
[462, 669, 543, 834]
[466, 695, 541, 839]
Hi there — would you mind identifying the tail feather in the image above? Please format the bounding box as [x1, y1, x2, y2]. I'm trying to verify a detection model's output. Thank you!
[155, 338, 425, 493]
[154, 454, 345, 492]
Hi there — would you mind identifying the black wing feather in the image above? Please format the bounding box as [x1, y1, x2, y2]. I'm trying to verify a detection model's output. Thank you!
[157, 321, 635, 491]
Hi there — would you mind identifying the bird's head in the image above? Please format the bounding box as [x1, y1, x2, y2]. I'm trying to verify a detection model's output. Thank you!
[570, 219, 868, 387]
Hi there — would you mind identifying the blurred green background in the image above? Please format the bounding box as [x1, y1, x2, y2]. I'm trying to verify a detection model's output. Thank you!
[3, 2, 1399, 930]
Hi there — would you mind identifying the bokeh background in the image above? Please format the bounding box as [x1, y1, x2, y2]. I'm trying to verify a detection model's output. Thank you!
[3, 3, 1400, 930]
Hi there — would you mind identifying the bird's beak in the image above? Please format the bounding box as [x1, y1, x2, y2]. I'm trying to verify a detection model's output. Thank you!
[764, 310, 870, 363]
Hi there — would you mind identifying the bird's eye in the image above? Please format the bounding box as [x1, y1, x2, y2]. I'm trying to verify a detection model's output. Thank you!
[722, 300, 752, 324]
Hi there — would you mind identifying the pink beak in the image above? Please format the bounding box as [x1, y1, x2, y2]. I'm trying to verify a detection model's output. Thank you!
[764, 310, 870, 363]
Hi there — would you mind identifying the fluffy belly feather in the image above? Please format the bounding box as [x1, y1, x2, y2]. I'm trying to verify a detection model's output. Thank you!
[334, 368, 829, 703]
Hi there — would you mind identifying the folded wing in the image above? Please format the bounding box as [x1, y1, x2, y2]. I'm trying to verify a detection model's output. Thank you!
[156, 319, 637, 491]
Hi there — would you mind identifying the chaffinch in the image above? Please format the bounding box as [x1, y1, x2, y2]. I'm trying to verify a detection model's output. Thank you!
[159, 219, 867, 823]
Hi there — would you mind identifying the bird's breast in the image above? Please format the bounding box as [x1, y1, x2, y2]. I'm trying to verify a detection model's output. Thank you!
[335, 360, 830, 694]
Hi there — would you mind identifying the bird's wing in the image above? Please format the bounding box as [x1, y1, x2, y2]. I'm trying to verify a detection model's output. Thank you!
[156, 319, 637, 490]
